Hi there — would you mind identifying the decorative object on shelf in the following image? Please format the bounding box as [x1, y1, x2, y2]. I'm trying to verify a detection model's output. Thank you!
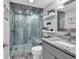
[46, 22, 51, 25]
[43, 33, 50, 38]
[43, 11, 55, 20]
[42, 30, 55, 33]
[50, 29, 53, 31]
[42, 27, 49, 30]
[49, 12, 55, 16]
[48, 9, 55, 15]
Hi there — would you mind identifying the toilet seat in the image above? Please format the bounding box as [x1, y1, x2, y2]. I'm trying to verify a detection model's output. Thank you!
[31, 46, 42, 55]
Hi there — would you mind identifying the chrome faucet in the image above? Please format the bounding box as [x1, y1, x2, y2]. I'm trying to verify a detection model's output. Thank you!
[64, 32, 72, 42]
[64, 29, 76, 44]
[64, 29, 72, 42]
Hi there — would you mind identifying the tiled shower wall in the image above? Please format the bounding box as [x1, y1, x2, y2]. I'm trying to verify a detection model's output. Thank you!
[10, 3, 43, 56]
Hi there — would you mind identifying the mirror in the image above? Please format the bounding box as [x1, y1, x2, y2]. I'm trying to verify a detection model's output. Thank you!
[57, 11, 65, 31]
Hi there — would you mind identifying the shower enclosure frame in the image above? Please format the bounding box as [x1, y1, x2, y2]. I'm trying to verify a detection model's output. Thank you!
[10, 2, 43, 57]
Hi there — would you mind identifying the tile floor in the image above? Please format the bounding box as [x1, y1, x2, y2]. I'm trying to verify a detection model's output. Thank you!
[11, 53, 33, 59]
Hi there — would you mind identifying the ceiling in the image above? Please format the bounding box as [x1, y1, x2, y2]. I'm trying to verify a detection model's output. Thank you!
[61, 1, 76, 11]
[45, 0, 76, 11]
[10, 2, 43, 14]
[10, 0, 54, 8]
[63, 0, 76, 6]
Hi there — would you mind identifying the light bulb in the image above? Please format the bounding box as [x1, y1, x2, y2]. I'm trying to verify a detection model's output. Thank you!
[29, 0, 34, 3]
[57, 5, 64, 10]
[57, 0, 69, 4]
[30, 12, 33, 15]
[19, 11, 22, 13]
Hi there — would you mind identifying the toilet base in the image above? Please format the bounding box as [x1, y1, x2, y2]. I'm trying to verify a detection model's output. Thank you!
[31, 46, 42, 59]
[33, 54, 42, 59]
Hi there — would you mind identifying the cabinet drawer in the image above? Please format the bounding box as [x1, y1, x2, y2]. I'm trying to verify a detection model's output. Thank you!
[42, 41, 75, 59]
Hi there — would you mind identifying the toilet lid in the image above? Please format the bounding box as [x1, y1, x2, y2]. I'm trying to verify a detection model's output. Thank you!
[32, 46, 42, 51]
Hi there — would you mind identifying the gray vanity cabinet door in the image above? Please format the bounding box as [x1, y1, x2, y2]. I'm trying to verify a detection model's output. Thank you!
[43, 48, 55, 59]
[42, 41, 75, 59]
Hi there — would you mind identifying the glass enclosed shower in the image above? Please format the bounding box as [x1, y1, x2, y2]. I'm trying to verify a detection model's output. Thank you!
[10, 2, 43, 56]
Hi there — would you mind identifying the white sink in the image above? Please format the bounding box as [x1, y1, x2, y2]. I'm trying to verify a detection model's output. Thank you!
[47, 37, 62, 41]
[54, 41, 75, 48]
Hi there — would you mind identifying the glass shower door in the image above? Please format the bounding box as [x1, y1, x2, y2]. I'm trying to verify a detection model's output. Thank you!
[10, 2, 43, 57]
[10, 13, 43, 56]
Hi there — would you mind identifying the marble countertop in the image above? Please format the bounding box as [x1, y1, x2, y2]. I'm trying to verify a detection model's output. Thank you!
[55, 31, 76, 37]
[42, 37, 76, 58]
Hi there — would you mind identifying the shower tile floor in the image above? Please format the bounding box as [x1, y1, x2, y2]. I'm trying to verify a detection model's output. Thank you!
[11, 53, 33, 59]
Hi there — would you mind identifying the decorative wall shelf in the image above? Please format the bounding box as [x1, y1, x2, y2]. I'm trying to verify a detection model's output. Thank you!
[42, 30, 56, 33]
[43, 12, 55, 20]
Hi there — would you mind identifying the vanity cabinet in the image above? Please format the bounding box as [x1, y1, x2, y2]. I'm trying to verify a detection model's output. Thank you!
[43, 48, 56, 59]
[42, 41, 75, 59]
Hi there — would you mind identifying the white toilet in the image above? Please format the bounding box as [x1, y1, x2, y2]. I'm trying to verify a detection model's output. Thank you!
[31, 46, 42, 59]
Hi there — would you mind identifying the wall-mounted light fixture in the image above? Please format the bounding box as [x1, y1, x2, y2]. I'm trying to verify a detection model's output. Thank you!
[26, 10, 29, 14]
[30, 12, 33, 15]
[57, 4, 64, 10]
[18, 11, 22, 13]
[57, 0, 69, 4]
[28, 0, 34, 3]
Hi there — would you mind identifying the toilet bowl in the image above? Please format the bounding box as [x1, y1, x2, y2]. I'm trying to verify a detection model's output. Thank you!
[31, 46, 42, 59]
